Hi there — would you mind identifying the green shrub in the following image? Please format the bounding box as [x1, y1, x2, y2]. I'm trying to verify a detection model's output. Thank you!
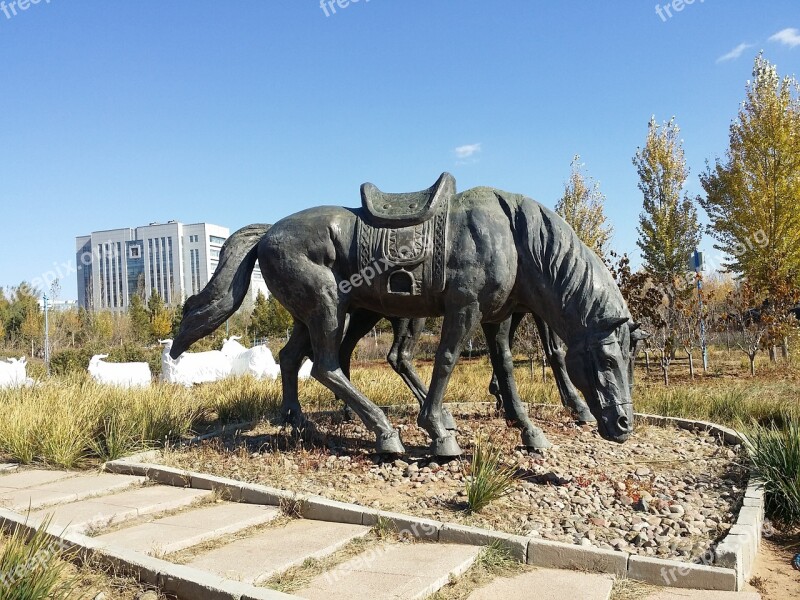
[49, 347, 94, 376]
[466, 436, 518, 513]
[0, 517, 77, 599]
[741, 416, 800, 525]
[50, 344, 161, 377]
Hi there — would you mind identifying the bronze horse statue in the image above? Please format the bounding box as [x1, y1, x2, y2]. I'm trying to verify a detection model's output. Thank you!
[173, 173, 638, 457]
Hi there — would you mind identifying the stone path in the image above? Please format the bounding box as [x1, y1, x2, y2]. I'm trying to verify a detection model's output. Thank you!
[0, 467, 762, 600]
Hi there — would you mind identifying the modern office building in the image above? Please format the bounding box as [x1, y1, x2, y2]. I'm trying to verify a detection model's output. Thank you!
[76, 221, 268, 311]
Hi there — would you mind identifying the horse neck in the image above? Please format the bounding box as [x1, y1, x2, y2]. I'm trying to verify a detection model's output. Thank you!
[514, 198, 626, 343]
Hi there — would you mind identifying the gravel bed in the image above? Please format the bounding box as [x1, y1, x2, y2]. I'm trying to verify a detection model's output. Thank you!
[160, 405, 748, 562]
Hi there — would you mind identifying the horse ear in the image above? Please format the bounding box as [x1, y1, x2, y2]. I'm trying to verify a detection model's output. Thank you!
[629, 322, 651, 341]
[598, 316, 628, 333]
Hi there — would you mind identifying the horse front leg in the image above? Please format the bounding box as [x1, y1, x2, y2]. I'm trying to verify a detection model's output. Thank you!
[418, 306, 481, 457]
[484, 319, 552, 450]
[388, 317, 457, 430]
[532, 313, 596, 424]
[487, 313, 525, 410]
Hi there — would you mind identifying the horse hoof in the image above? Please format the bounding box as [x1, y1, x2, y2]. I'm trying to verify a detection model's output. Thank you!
[442, 409, 457, 431]
[376, 430, 405, 455]
[522, 428, 552, 450]
[431, 435, 462, 457]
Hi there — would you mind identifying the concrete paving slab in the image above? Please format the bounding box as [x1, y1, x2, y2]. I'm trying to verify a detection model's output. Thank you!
[466, 568, 615, 600]
[30, 485, 210, 534]
[187, 519, 370, 584]
[644, 591, 761, 600]
[0, 469, 76, 490]
[297, 542, 481, 600]
[1, 473, 144, 511]
[97, 502, 281, 555]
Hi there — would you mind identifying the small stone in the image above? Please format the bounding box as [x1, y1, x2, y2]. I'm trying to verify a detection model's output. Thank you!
[669, 504, 686, 516]
[136, 593, 159, 600]
[635, 467, 651, 477]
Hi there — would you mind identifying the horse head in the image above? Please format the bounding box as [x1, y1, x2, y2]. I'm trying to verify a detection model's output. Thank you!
[565, 317, 637, 443]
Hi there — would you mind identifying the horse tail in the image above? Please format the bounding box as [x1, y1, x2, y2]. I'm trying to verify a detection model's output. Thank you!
[171, 223, 271, 358]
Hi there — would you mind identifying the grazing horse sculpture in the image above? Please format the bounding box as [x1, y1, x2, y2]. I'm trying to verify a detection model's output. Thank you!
[172, 173, 637, 457]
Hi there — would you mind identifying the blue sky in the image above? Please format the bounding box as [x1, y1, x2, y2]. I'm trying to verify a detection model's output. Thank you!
[1, 1, 798, 301]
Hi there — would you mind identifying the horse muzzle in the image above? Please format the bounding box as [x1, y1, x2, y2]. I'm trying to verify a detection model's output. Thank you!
[597, 403, 634, 443]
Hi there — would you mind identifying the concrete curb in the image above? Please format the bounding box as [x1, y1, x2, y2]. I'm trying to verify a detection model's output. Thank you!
[103, 407, 760, 593]
[635, 413, 764, 590]
[0, 508, 299, 600]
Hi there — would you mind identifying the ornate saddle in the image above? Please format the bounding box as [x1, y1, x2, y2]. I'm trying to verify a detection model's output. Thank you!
[360, 172, 456, 228]
[356, 173, 455, 296]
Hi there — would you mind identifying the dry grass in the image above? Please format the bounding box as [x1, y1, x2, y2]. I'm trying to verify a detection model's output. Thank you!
[262, 534, 379, 593]
[1, 346, 798, 470]
[166, 517, 292, 565]
[427, 542, 523, 600]
[609, 578, 658, 600]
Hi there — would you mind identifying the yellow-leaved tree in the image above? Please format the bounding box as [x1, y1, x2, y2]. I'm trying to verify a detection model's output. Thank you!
[634, 116, 701, 285]
[554, 155, 612, 261]
[699, 53, 800, 291]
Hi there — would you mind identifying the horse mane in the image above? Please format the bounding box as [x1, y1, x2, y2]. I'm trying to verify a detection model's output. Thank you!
[497, 191, 629, 331]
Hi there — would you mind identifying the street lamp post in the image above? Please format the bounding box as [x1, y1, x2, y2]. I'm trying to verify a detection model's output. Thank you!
[43, 293, 51, 376]
[692, 250, 708, 372]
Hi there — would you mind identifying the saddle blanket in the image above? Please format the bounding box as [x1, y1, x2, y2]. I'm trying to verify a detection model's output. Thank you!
[355, 201, 448, 296]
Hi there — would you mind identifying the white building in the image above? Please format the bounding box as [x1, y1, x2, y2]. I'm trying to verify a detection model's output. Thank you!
[76, 221, 268, 311]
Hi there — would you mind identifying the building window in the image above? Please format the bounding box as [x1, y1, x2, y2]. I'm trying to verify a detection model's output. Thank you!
[209, 235, 226, 245]
[129, 245, 141, 259]
[210, 248, 220, 259]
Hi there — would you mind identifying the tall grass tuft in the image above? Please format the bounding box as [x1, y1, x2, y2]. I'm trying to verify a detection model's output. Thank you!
[466, 436, 518, 513]
[0, 374, 205, 467]
[0, 518, 77, 599]
[211, 377, 282, 423]
[741, 416, 800, 525]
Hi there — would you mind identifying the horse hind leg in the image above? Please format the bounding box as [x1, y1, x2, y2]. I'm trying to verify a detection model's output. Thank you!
[279, 323, 311, 430]
[304, 303, 405, 456]
[338, 309, 382, 421]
